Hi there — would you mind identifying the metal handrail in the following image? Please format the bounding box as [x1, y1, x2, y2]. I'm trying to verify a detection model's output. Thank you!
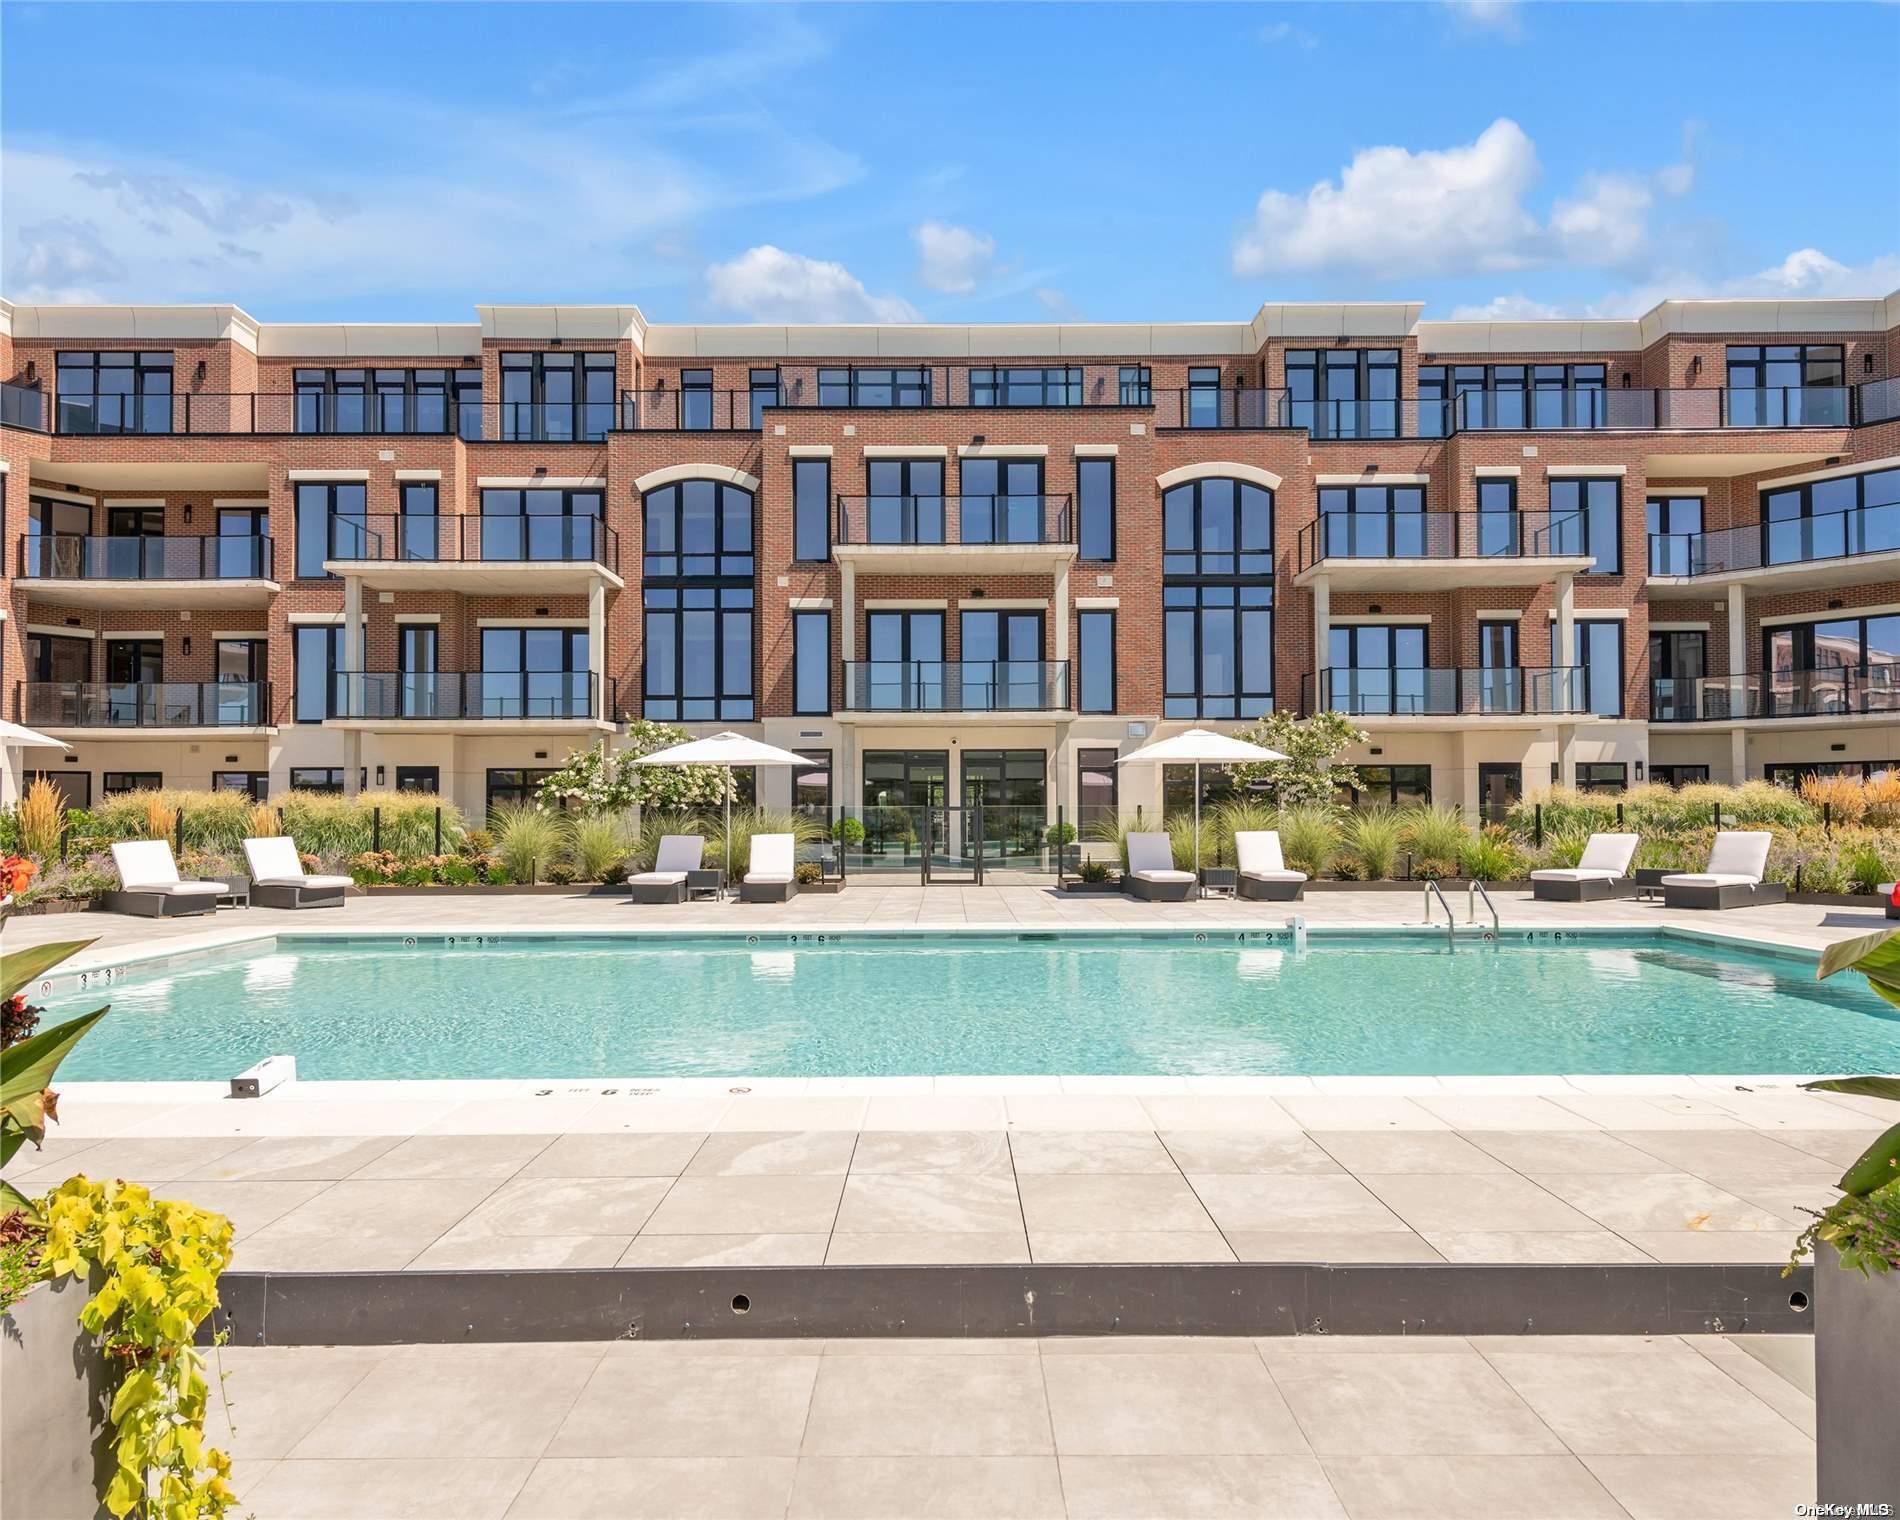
[1421, 879, 1456, 947]
[1467, 879, 1500, 932]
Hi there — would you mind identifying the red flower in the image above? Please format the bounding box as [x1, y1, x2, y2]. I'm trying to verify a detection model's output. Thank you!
[1, 855, 37, 897]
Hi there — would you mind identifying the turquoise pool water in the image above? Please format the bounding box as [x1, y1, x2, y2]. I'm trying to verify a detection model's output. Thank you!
[50, 931, 1900, 1081]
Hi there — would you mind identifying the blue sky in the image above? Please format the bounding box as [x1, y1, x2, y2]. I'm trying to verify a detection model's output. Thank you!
[3, 1, 1896, 324]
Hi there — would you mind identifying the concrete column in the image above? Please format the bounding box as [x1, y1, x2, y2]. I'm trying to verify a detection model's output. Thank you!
[1557, 723, 1577, 789]
[1053, 560, 1071, 662]
[1729, 726, 1748, 784]
[840, 561, 856, 662]
[1726, 582, 1748, 718]
[588, 578, 607, 720]
[1553, 571, 1575, 677]
[1311, 574, 1331, 706]
[342, 577, 363, 799]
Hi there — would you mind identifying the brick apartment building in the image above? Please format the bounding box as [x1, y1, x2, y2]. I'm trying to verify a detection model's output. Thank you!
[2, 292, 1897, 848]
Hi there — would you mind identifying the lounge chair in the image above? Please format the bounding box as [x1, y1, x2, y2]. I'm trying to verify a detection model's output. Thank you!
[241, 836, 352, 909]
[1233, 830, 1307, 901]
[102, 840, 227, 918]
[1530, 832, 1640, 902]
[1123, 832, 1196, 902]
[627, 834, 705, 905]
[1879, 883, 1898, 921]
[1661, 831, 1787, 910]
[740, 833, 797, 903]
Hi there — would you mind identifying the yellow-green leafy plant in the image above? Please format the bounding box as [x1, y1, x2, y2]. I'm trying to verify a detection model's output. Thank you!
[1339, 806, 1403, 881]
[490, 801, 568, 884]
[2, 939, 109, 1217]
[1165, 811, 1215, 871]
[1399, 803, 1469, 864]
[247, 803, 281, 838]
[17, 778, 64, 862]
[569, 811, 632, 881]
[1276, 804, 1338, 879]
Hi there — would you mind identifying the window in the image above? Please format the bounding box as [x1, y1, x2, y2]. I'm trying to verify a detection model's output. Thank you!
[1577, 762, 1628, 794]
[293, 625, 344, 722]
[1077, 458, 1115, 560]
[748, 368, 779, 429]
[816, 367, 931, 407]
[290, 767, 365, 795]
[25, 770, 90, 811]
[1186, 367, 1222, 428]
[793, 752, 832, 816]
[679, 369, 714, 430]
[793, 610, 831, 714]
[1077, 749, 1119, 834]
[1162, 477, 1273, 575]
[1325, 624, 1428, 714]
[1548, 477, 1621, 574]
[1650, 765, 1709, 788]
[1765, 760, 1900, 787]
[1572, 620, 1625, 717]
[642, 480, 753, 577]
[961, 609, 1046, 710]
[1077, 610, 1116, 713]
[1649, 629, 1706, 721]
[102, 772, 162, 796]
[56, 351, 172, 435]
[958, 458, 1046, 543]
[24, 495, 90, 577]
[293, 368, 458, 434]
[26, 632, 91, 684]
[453, 369, 484, 440]
[643, 587, 755, 720]
[1343, 765, 1432, 810]
[1419, 362, 1605, 432]
[1472, 478, 1521, 557]
[217, 506, 270, 578]
[1760, 467, 1900, 565]
[485, 768, 560, 814]
[1315, 484, 1428, 558]
[1765, 613, 1900, 716]
[1118, 367, 1152, 405]
[863, 458, 945, 543]
[1647, 495, 1704, 575]
[395, 767, 439, 794]
[294, 481, 368, 578]
[478, 487, 604, 562]
[1726, 345, 1847, 426]
[398, 482, 439, 561]
[970, 366, 1081, 407]
[861, 611, 945, 710]
[1162, 476, 1274, 718]
[1285, 349, 1399, 438]
[213, 772, 269, 800]
[793, 459, 830, 561]
[480, 627, 592, 718]
[498, 351, 615, 441]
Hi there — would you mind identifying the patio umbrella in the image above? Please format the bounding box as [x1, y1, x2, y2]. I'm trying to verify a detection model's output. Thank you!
[1115, 728, 1290, 891]
[0, 720, 68, 750]
[630, 731, 813, 884]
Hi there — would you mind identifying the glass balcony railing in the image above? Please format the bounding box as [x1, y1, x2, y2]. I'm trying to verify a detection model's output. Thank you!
[841, 661, 1069, 712]
[332, 672, 608, 721]
[833, 495, 1073, 547]
[1646, 502, 1900, 577]
[1, 381, 47, 431]
[19, 681, 271, 728]
[20, 534, 273, 581]
[1297, 510, 1589, 569]
[1654, 668, 1898, 722]
[1301, 667, 1589, 717]
[322, 514, 618, 570]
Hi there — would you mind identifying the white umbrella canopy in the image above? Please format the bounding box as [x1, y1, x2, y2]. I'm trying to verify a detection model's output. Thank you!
[631, 731, 813, 884]
[0, 720, 69, 750]
[1116, 728, 1291, 888]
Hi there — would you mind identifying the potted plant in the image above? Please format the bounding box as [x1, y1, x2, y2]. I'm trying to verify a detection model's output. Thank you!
[1793, 927, 1900, 1505]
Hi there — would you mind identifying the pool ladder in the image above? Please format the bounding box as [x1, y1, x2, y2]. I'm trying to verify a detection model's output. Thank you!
[1421, 880, 1456, 947]
[1467, 879, 1500, 935]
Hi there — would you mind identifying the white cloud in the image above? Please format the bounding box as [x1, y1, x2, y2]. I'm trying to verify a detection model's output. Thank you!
[1035, 287, 1082, 320]
[1741, 248, 1900, 296]
[1445, 0, 1522, 36]
[1258, 20, 1318, 48]
[1447, 293, 1569, 321]
[1234, 118, 1703, 280]
[1455, 248, 1900, 322]
[704, 245, 919, 323]
[913, 219, 996, 294]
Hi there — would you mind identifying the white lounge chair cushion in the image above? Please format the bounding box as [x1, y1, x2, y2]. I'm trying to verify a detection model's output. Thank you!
[1132, 868, 1196, 883]
[243, 836, 305, 883]
[1125, 832, 1181, 874]
[1530, 868, 1619, 883]
[255, 873, 351, 890]
[1576, 832, 1640, 876]
[112, 840, 193, 890]
[652, 835, 705, 874]
[747, 874, 796, 885]
[628, 871, 689, 886]
[747, 834, 795, 884]
[1233, 831, 1308, 883]
[156, 880, 226, 897]
[1704, 831, 1772, 882]
[1880, 882, 1897, 895]
[1660, 873, 1763, 889]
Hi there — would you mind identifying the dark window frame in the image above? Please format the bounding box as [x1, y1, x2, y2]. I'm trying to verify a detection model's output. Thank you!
[294, 480, 369, 579]
[213, 771, 270, 800]
[792, 609, 832, 715]
[816, 366, 932, 408]
[641, 479, 754, 579]
[1573, 618, 1626, 717]
[55, 350, 173, 435]
[293, 624, 345, 723]
[1077, 457, 1116, 561]
[1548, 475, 1622, 575]
[102, 771, 163, 797]
[1285, 348, 1402, 438]
[1118, 366, 1152, 405]
[497, 350, 616, 441]
[792, 458, 831, 563]
[969, 365, 1083, 407]
[1077, 608, 1116, 713]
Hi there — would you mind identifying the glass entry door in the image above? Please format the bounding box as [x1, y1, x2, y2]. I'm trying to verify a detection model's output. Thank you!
[860, 751, 948, 874]
[961, 750, 1048, 869]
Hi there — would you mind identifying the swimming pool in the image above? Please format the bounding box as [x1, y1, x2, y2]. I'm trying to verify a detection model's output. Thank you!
[44, 930, 1900, 1081]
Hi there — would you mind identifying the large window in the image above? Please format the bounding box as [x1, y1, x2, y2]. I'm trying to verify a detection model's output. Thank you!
[1577, 762, 1628, 794]
[642, 481, 756, 725]
[486, 768, 561, 814]
[1118, 367, 1152, 405]
[1315, 483, 1428, 558]
[1077, 458, 1115, 560]
[793, 459, 830, 562]
[498, 351, 615, 441]
[103, 772, 162, 796]
[793, 752, 832, 816]
[293, 625, 344, 722]
[1650, 765, 1710, 788]
[1765, 613, 1900, 716]
[748, 368, 779, 429]
[1419, 363, 1607, 434]
[1343, 765, 1432, 810]
[293, 368, 475, 435]
[213, 772, 269, 800]
[291, 767, 367, 795]
[1726, 345, 1847, 426]
[970, 366, 1081, 407]
[793, 610, 831, 715]
[294, 482, 367, 579]
[1760, 467, 1900, 565]
[1077, 749, 1119, 834]
[1647, 495, 1704, 575]
[1572, 620, 1625, 717]
[1162, 477, 1274, 718]
[480, 627, 591, 718]
[817, 367, 932, 407]
[863, 458, 945, 543]
[959, 458, 1046, 544]
[1077, 610, 1116, 713]
[56, 351, 172, 435]
[1326, 624, 1428, 714]
[478, 486, 604, 562]
[1548, 477, 1621, 574]
[1285, 349, 1399, 438]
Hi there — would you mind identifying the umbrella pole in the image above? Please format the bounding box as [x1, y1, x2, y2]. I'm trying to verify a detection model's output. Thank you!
[724, 768, 732, 898]
[1194, 761, 1203, 899]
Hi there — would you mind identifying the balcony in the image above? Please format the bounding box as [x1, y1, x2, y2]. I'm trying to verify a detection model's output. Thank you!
[321, 514, 622, 593]
[19, 681, 274, 735]
[2, 381, 46, 431]
[18, 534, 278, 609]
[1300, 667, 1592, 725]
[328, 672, 616, 734]
[1652, 668, 1898, 727]
[1645, 502, 1900, 596]
[0, 393, 613, 441]
[1295, 511, 1596, 589]
[1862, 376, 1900, 427]
[839, 661, 1070, 721]
[1153, 389, 1283, 430]
[831, 495, 1076, 575]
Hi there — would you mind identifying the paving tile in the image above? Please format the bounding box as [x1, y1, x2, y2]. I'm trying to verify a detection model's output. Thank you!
[1547, 1095, 1748, 1131]
[37, 1134, 255, 1183]
[515, 1133, 707, 1178]
[1030, 1231, 1235, 1263]
[1041, 1352, 1309, 1455]
[1059, 1454, 1345, 1518]
[349, 1133, 551, 1181]
[685, 1130, 859, 1176]
[1696, 1172, 1840, 1223]
[1226, 1230, 1442, 1262]
[834, 1173, 1022, 1233]
[1466, 1129, 1668, 1174]
[1581, 1454, 1816, 1519]
[1684, 1339, 1815, 1437]
[800, 1353, 1053, 1455]
[163, 1180, 331, 1241]
[1532, 1172, 1796, 1233]
[1358, 1173, 1597, 1233]
[821, 1338, 1038, 1355]
[641, 1175, 844, 1235]
[1421, 1230, 1651, 1264]
[1004, 1094, 1154, 1129]
[1609, 1129, 1846, 1177]
[1311, 1131, 1511, 1175]
[505, 1457, 796, 1520]
[443, 1175, 673, 1237]
[617, 1233, 830, 1267]
[1412, 1096, 1603, 1131]
[826, 1231, 1031, 1264]
[188, 1135, 404, 1181]
[1622, 1231, 1798, 1264]
[1139, 1097, 1303, 1131]
[1157, 1132, 1343, 1174]
[1043, 1337, 1264, 1355]
[861, 1095, 1009, 1130]
[237, 1179, 498, 1271]
[1277, 1097, 1449, 1132]
[1016, 1173, 1217, 1233]
[1008, 1130, 1180, 1174]
[245, 1458, 534, 1520]
[1188, 1174, 1409, 1234]
[1772, 1128, 1894, 1169]
[407, 1233, 632, 1270]
[1479, 1342, 1813, 1454]
[204, 1347, 387, 1460]
[1268, 1346, 1566, 1455]
[788, 1456, 1066, 1519]
[1320, 1454, 1627, 1520]
[713, 1096, 869, 1130]
[1726, 1334, 1814, 1396]
[847, 1130, 1013, 1174]
[291, 1345, 602, 1459]
[1254, 1337, 1474, 1365]
[547, 1353, 820, 1457]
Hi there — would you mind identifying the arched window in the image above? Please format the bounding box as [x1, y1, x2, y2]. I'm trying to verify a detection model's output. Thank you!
[1160, 477, 1274, 719]
[641, 480, 755, 721]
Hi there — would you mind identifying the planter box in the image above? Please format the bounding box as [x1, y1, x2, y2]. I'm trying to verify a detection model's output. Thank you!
[1060, 879, 1124, 894]
[799, 880, 846, 894]
[1816, 1245, 1900, 1506]
[0, 1274, 112, 1520]
[1301, 879, 1534, 894]
[11, 900, 93, 917]
[359, 884, 622, 897]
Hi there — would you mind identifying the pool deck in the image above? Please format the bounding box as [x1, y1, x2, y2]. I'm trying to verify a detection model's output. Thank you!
[3, 886, 1889, 1272]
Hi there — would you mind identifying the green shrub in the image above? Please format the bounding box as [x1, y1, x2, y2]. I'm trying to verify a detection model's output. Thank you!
[832, 815, 866, 846]
[1339, 807, 1403, 881]
[544, 862, 579, 886]
[1460, 825, 1529, 881]
[1541, 828, 1593, 869]
[1399, 804, 1469, 863]
[1844, 838, 1897, 894]
[711, 807, 824, 878]
[491, 802, 566, 885]
[1411, 856, 1459, 881]
[462, 827, 495, 856]
[634, 810, 707, 872]
[1044, 821, 1078, 847]
[0, 807, 18, 853]
[434, 857, 479, 886]
[794, 861, 823, 885]
[569, 812, 632, 882]
[1165, 812, 1215, 871]
[1078, 858, 1112, 883]
[1277, 804, 1338, 879]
